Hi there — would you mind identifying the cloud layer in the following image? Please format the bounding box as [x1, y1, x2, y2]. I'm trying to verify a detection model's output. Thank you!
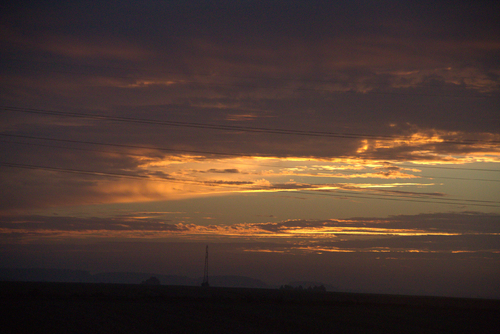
[0, 0, 499, 298]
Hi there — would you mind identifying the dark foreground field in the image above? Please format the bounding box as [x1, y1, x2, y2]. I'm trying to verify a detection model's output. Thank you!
[1, 281, 499, 333]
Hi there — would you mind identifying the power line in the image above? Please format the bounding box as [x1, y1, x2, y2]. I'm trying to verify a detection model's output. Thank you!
[0, 133, 500, 175]
[0, 161, 249, 188]
[1, 162, 499, 208]
[0, 162, 172, 181]
[3, 106, 499, 145]
[294, 191, 500, 208]
[325, 188, 500, 205]
[420, 175, 500, 182]
[4, 57, 499, 99]
[393, 163, 500, 173]
[3, 137, 499, 182]
[0, 139, 153, 159]
[0, 133, 251, 158]
[0, 106, 405, 141]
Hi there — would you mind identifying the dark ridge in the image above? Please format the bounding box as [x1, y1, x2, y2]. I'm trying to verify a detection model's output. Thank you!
[0, 268, 266, 289]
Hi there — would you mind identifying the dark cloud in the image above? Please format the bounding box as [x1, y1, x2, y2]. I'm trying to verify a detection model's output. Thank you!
[0, 160, 203, 213]
[0, 215, 179, 232]
[5, 211, 497, 237]
[255, 214, 276, 218]
[365, 189, 447, 197]
[249, 211, 500, 234]
[1, 210, 498, 298]
[203, 180, 253, 185]
[205, 168, 240, 173]
[334, 234, 500, 253]
[0, 2, 498, 301]
[146, 170, 171, 179]
[383, 211, 500, 233]
[374, 166, 402, 171]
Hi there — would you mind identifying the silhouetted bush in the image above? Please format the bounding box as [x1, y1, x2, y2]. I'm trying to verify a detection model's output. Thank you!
[280, 284, 325, 292]
[141, 276, 160, 285]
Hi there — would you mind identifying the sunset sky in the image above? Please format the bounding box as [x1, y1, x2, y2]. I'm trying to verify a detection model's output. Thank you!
[1, 0, 499, 298]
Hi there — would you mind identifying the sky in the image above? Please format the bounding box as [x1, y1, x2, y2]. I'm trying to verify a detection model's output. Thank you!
[1, 0, 499, 298]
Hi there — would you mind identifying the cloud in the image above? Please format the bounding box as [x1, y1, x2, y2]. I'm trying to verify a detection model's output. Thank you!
[0, 152, 465, 214]
[205, 168, 240, 174]
[0, 166, 208, 213]
[1, 1, 499, 301]
[3, 211, 498, 243]
[203, 180, 253, 185]
[0, 0, 498, 219]
[368, 189, 446, 198]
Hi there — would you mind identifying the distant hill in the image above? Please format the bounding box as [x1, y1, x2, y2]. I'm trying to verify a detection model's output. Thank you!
[208, 275, 267, 288]
[287, 281, 337, 292]
[0, 268, 267, 289]
[92, 272, 198, 286]
[0, 268, 93, 283]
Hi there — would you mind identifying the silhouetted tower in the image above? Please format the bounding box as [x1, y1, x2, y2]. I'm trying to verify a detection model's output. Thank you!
[201, 245, 209, 287]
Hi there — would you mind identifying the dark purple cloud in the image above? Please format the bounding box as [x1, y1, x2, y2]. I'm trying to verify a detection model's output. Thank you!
[205, 168, 240, 173]
[0, 1, 499, 299]
[247, 211, 500, 234]
[3, 211, 497, 238]
[0, 215, 178, 232]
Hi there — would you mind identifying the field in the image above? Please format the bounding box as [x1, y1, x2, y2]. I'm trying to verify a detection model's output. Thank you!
[1, 281, 499, 333]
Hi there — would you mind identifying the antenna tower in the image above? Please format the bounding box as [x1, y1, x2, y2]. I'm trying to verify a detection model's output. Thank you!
[201, 245, 209, 287]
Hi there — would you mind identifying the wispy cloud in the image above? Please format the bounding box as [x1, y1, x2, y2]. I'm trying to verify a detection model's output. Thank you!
[4, 149, 497, 214]
[2, 212, 498, 255]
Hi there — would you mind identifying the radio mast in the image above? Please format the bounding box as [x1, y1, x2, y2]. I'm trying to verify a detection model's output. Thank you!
[201, 245, 209, 287]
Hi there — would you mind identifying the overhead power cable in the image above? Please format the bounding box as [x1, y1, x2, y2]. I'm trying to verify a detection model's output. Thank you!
[0, 106, 405, 141]
[1, 162, 499, 208]
[3, 137, 499, 182]
[0, 133, 500, 175]
[0, 133, 251, 158]
[294, 191, 500, 208]
[393, 163, 500, 173]
[420, 175, 500, 182]
[2, 106, 499, 145]
[4, 57, 499, 99]
[320, 188, 500, 205]
[0, 161, 248, 188]
[0, 162, 172, 181]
